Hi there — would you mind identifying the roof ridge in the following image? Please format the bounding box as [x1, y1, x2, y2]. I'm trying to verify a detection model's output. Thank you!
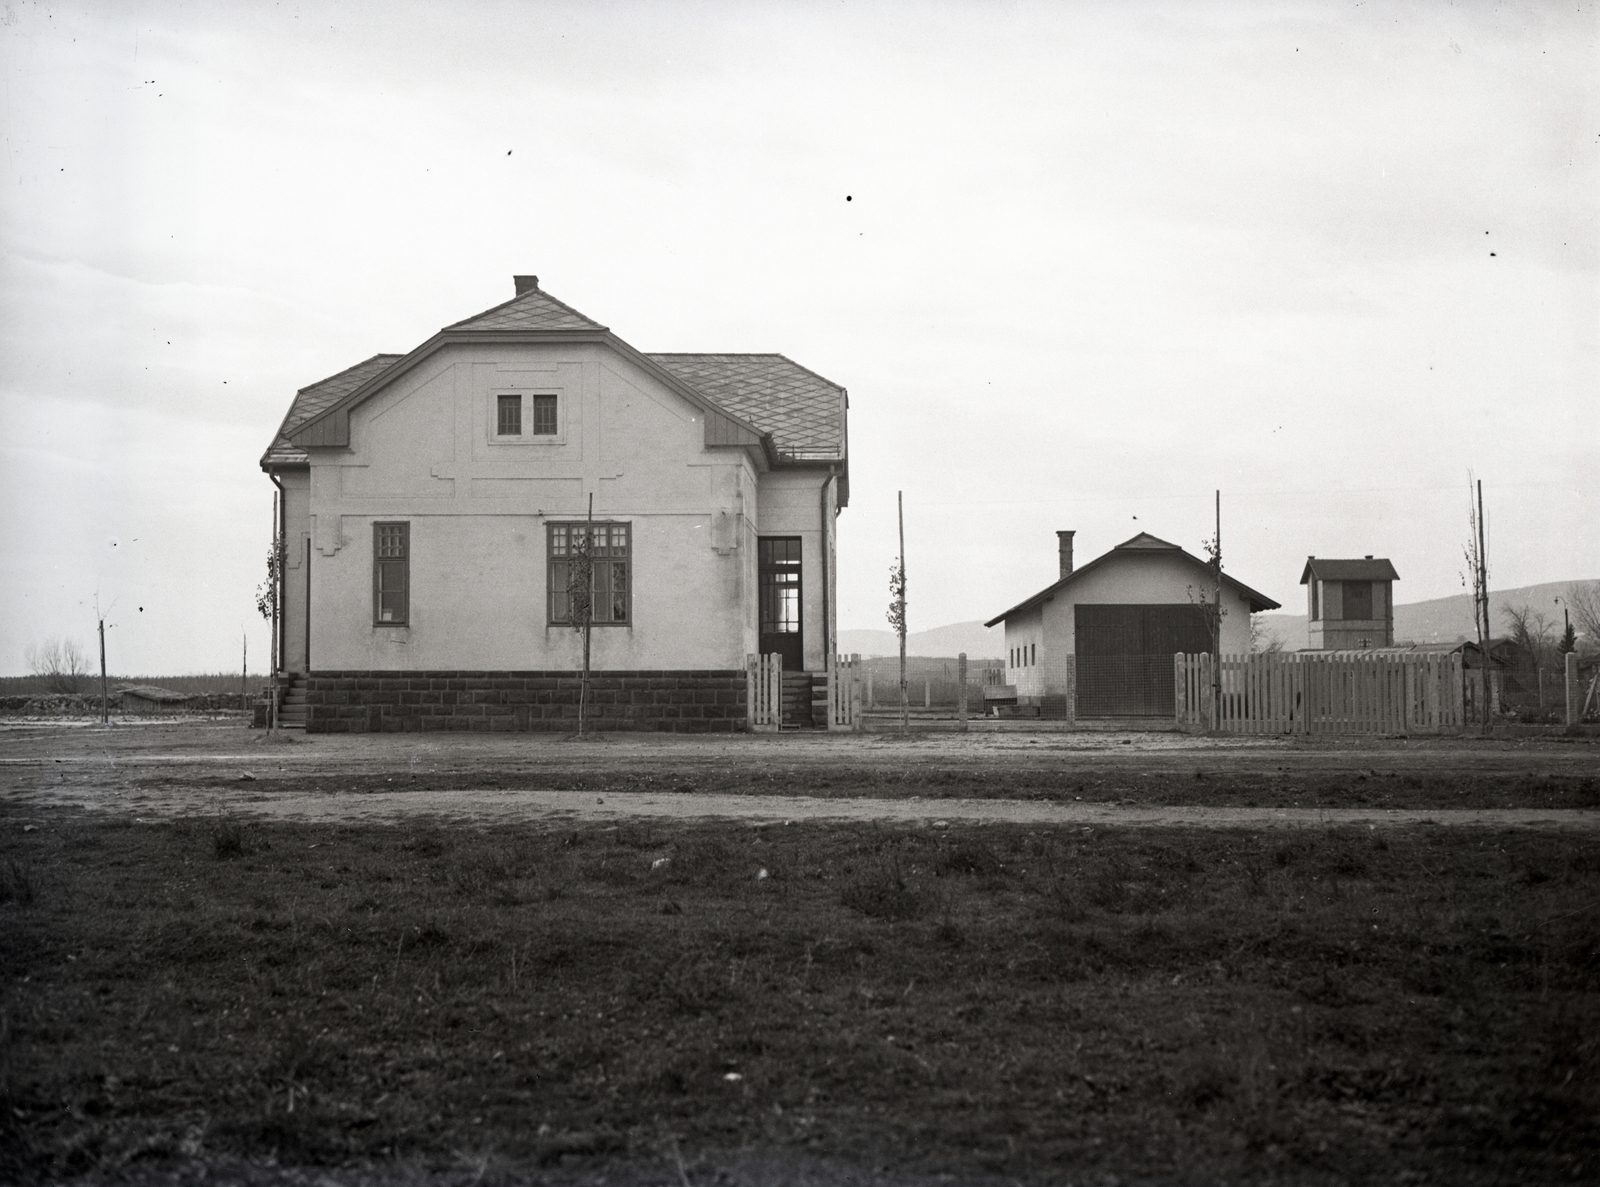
[445, 284, 608, 332]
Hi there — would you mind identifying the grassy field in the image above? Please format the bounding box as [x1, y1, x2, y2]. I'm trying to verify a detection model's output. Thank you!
[2, 811, 1596, 1185]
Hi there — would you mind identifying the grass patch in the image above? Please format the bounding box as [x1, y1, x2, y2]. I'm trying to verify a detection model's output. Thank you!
[0, 815, 1596, 1183]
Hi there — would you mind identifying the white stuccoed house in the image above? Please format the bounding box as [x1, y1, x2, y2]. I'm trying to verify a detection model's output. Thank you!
[260, 276, 848, 732]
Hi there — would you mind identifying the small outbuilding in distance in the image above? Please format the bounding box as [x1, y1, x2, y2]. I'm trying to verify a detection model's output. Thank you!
[985, 531, 1280, 721]
[1300, 556, 1399, 650]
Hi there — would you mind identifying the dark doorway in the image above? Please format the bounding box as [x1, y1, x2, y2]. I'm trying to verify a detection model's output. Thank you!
[758, 537, 804, 671]
[1075, 603, 1211, 717]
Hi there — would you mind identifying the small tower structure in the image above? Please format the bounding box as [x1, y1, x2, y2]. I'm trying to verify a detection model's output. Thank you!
[1300, 556, 1399, 649]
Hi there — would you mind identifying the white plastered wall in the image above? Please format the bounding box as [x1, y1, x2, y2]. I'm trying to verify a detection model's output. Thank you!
[301, 341, 780, 671]
[755, 468, 833, 673]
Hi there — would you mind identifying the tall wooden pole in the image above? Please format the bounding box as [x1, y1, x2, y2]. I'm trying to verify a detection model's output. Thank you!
[898, 491, 908, 733]
[1212, 490, 1222, 732]
[579, 492, 593, 737]
[269, 490, 279, 732]
[1476, 478, 1491, 732]
[98, 616, 108, 725]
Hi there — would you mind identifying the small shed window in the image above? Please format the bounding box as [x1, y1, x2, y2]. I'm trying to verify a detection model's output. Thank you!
[1343, 580, 1372, 621]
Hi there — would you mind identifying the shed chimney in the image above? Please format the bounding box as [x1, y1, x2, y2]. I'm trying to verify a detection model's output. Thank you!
[513, 275, 540, 295]
[1057, 530, 1076, 579]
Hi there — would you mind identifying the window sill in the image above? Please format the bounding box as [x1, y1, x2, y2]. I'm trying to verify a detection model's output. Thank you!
[489, 435, 566, 447]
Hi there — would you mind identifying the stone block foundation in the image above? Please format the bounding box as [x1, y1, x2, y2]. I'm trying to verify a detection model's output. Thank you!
[304, 670, 748, 733]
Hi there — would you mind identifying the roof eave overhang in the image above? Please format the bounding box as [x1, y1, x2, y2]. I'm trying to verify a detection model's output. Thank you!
[260, 455, 310, 474]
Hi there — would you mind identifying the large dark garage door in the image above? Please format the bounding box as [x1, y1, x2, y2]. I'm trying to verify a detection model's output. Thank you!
[1075, 604, 1212, 718]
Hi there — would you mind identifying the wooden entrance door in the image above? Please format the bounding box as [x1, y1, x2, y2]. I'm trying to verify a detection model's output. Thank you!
[758, 537, 804, 671]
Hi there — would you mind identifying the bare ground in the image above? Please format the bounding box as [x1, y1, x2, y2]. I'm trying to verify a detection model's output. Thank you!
[2, 720, 1597, 828]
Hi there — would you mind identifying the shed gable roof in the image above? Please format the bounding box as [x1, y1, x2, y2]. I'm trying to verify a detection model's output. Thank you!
[984, 531, 1280, 627]
[1300, 557, 1400, 583]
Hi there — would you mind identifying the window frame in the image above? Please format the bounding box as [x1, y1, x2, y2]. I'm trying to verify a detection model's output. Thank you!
[532, 393, 558, 436]
[496, 393, 522, 436]
[373, 521, 410, 627]
[547, 520, 632, 627]
[1343, 579, 1373, 621]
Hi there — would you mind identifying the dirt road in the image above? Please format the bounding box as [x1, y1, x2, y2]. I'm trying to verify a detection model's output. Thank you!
[2, 718, 1596, 828]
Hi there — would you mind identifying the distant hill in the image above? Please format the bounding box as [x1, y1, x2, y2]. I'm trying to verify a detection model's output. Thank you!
[839, 620, 1002, 660]
[1254, 579, 1598, 652]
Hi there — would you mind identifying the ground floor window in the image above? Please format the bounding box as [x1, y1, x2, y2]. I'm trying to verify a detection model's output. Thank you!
[373, 522, 409, 625]
[549, 521, 631, 625]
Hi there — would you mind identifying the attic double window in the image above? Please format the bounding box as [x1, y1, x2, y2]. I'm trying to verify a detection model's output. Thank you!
[496, 394, 558, 437]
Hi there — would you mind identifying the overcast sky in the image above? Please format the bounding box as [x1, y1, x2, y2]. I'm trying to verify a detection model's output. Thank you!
[1, 0, 1594, 676]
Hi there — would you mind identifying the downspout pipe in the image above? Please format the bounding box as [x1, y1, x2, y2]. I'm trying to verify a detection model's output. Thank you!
[270, 472, 286, 677]
[819, 466, 839, 678]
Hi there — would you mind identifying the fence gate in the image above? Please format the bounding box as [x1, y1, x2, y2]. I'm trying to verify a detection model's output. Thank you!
[829, 653, 861, 730]
[747, 653, 782, 731]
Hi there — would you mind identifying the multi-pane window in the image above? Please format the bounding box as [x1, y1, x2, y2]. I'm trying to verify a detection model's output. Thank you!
[758, 538, 802, 634]
[549, 522, 631, 625]
[373, 523, 409, 625]
[532, 394, 558, 435]
[497, 394, 521, 436]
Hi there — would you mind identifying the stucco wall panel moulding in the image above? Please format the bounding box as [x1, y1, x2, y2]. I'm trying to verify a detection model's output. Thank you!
[314, 515, 351, 556]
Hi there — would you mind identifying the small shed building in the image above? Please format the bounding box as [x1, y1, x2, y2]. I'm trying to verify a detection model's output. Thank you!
[984, 531, 1280, 720]
[1300, 556, 1398, 650]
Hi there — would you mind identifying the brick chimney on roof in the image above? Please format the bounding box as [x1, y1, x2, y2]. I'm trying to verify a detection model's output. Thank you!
[513, 275, 539, 295]
[1057, 531, 1076, 580]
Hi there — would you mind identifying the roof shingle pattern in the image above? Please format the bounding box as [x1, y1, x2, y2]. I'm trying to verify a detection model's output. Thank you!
[264, 285, 845, 466]
[262, 354, 402, 466]
[647, 353, 845, 457]
[446, 287, 608, 333]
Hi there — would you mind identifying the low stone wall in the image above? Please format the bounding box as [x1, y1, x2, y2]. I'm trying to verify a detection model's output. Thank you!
[305, 670, 748, 733]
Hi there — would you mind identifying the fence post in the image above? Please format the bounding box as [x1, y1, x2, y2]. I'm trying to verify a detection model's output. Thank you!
[957, 652, 968, 732]
[1568, 652, 1580, 726]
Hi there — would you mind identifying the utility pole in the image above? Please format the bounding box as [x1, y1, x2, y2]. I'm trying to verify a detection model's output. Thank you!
[269, 490, 279, 732]
[1211, 490, 1222, 732]
[898, 491, 908, 733]
[1475, 479, 1491, 733]
[241, 630, 248, 706]
[579, 492, 594, 737]
[98, 615, 108, 726]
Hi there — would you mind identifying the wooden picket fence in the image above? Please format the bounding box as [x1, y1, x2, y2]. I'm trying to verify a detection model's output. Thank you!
[830, 653, 861, 729]
[746, 653, 782, 732]
[1175, 651, 1466, 735]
